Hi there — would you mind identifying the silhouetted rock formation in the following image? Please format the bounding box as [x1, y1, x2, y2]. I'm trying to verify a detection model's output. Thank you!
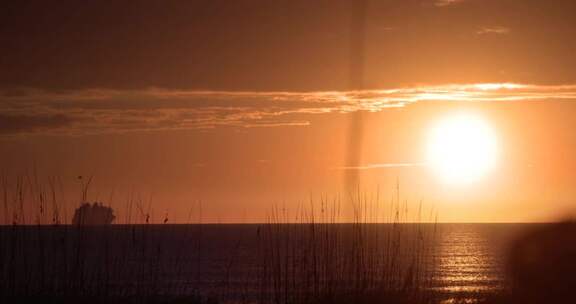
[72, 202, 116, 225]
[507, 221, 576, 303]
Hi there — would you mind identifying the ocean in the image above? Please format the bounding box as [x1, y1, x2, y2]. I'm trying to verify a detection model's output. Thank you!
[0, 224, 537, 302]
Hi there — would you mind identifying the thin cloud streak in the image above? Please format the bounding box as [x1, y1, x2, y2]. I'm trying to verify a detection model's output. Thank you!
[434, 0, 466, 7]
[477, 26, 511, 35]
[338, 163, 426, 170]
[2, 83, 576, 136]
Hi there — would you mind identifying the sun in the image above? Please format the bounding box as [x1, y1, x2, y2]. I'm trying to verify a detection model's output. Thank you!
[426, 113, 498, 185]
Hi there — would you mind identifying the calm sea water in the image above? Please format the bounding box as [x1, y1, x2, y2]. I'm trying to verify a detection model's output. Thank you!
[431, 224, 524, 294]
[0, 224, 535, 301]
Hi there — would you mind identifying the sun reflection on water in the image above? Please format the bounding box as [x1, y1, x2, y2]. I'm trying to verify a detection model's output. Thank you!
[434, 225, 505, 302]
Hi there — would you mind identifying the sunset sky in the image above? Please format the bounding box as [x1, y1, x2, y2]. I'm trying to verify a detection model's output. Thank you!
[2, 0, 576, 223]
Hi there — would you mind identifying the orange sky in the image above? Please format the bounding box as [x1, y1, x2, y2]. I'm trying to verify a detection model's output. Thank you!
[2, 0, 576, 223]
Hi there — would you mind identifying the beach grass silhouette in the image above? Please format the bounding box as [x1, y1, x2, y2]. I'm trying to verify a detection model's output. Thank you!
[1, 175, 574, 304]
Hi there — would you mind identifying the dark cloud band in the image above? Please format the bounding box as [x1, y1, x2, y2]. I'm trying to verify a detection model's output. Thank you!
[1, 83, 575, 136]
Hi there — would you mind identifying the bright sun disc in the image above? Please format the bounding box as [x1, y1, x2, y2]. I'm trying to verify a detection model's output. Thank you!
[426, 113, 498, 184]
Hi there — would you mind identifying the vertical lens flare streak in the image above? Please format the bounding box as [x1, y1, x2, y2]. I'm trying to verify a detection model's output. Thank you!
[345, 0, 368, 189]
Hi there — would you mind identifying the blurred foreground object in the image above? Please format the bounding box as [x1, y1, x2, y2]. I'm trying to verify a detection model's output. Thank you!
[507, 221, 576, 303]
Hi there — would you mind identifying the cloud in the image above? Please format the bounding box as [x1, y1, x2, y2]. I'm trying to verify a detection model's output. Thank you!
[477, 26, 511, 35]
[338, 163, 425, 170]
[0, 113, 76, 134]
[2, 83, 576, 136]
[434, 0, 466, 7]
